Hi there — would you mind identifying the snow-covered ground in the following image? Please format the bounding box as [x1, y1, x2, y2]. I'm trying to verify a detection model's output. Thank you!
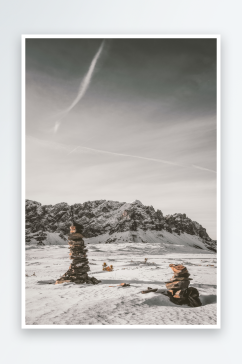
[27, 229, 216, 253]
[25, 243, 217, 326]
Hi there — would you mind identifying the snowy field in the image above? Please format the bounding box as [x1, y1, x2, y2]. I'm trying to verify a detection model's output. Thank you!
[25, 243, 217, 326]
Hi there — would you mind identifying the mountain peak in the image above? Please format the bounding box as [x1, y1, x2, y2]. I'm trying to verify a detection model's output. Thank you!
[132, 200, 143, 206]
[25, 198, 216, 252]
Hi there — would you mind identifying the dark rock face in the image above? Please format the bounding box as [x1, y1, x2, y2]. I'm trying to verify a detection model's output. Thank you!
[25, 199, 216, 252]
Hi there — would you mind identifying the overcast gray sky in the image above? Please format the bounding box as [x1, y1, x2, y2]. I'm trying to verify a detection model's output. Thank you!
[25, 38, 217, 239]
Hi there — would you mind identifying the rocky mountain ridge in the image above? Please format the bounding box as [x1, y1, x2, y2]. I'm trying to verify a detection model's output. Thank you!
[25, 199, 216, 252]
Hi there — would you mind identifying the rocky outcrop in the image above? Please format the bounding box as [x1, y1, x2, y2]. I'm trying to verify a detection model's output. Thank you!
[25, 199, 216, 252]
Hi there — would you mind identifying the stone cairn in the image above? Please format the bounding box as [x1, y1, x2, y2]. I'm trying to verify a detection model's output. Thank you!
[165, 264, 202, 307]
[55, 222, 101, 285]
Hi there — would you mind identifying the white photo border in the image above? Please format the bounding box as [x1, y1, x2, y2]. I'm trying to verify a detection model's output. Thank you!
[21, 34, 221, 329]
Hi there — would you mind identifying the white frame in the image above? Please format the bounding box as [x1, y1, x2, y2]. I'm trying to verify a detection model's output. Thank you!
[21, 34, 221, 329]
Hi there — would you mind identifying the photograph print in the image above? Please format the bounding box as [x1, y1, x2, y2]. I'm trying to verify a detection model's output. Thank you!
[23, 35, 219, 328]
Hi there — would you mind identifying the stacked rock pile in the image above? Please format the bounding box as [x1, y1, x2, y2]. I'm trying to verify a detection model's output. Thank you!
[55, 223, 101, 285]
[165, 264, 201, 307]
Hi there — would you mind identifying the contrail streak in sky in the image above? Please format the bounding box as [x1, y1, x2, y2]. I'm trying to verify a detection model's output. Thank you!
[67, 146, 80, 156]
[54, 41, 105, 133]
[78, 146, 180, 166]
[72, 145, 216, 173]
[192, 165, 216, 173]
[27, 136, 216, 174]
